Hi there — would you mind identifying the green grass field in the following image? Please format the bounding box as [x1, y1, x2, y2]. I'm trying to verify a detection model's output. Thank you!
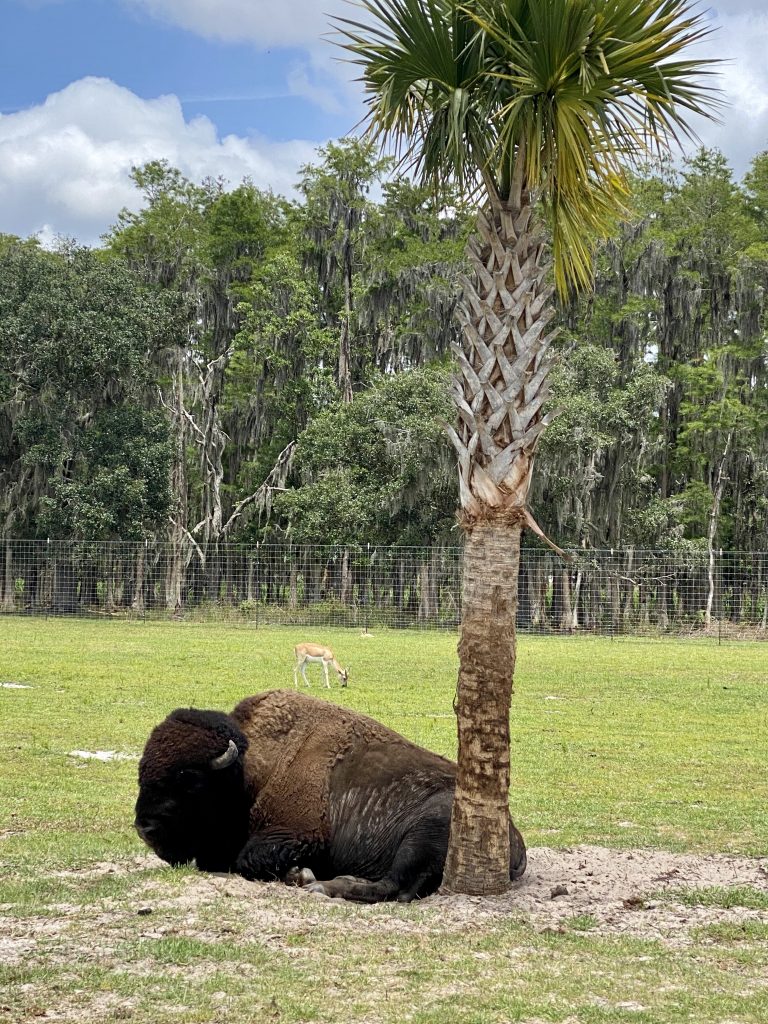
[1, 619, 767, 1024]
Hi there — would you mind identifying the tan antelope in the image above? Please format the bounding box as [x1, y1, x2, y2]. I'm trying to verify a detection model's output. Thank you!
[293, 643, 349, 689]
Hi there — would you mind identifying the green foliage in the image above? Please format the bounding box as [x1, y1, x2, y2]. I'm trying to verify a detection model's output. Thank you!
[530, 149, 768, 551]
[38, 408, 172, 540]
[2, 143, 768, 553]
[358, 178, 470, 369]
[0, 242, 176, 538]
[277, 365, 454, 544]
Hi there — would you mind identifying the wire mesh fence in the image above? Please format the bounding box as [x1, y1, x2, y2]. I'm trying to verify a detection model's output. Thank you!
[1, 538, 767, 638]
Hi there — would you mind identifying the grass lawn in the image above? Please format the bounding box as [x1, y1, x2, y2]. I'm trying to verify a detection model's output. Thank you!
[1, 618, 767, 1023]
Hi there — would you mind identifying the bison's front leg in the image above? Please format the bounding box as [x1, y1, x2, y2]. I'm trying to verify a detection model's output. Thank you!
[291, 823, 446, 904]
[235, 829, 318, 883]
[293, 868, 401, 903]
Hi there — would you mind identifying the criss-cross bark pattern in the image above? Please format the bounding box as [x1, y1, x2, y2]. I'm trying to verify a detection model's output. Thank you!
[443, 200, 557, 895]
[447, 201, 557, 519]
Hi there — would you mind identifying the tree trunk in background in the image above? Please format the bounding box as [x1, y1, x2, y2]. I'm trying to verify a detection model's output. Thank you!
[418, 561, 430, 623]
[105, 549, 117, 613]
[570, 569, 583, 631]
[53, 560, 78, 615]
[1, 539, 14, 612]
[166, 349, 188, 611]
[552, 568, 573, 632]
[132, 542, 146, 615]
[657, 579, 670, 630]
[340, 547, 351, 605]
[338, 227, 354, 404]
[705, 432, 732, 629]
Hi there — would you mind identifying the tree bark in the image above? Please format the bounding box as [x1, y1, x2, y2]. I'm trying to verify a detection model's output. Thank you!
[132, 542, 146, 615]
[705, 432, 732, 629]
[552, 567, 573, 633]
[443, 192, 558, 894]
[166, 349, 188, 611]
[338, 229, 354, 404]
[442, 514, 521, 894]
[1, 539, 15, 612]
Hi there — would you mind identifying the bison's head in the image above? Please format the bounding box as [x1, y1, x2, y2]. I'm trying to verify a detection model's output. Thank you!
[135, 708, 249, 871]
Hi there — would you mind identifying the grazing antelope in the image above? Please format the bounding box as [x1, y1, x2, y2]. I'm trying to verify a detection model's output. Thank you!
[293, 643, 349, 689]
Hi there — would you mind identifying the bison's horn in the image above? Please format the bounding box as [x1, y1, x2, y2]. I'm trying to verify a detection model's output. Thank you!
[210, 739, 238, 770]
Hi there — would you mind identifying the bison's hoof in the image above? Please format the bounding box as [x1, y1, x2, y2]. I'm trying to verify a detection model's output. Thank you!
[304, 881, 329, 897]
[284, 866, 317, 887]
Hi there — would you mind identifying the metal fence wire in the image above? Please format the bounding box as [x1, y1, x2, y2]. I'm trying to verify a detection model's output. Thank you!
[1, 539, 767, 638]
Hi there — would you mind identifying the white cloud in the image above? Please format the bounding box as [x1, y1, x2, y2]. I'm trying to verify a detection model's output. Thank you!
[0, 77, 320, 243]
[286, 62, 346, 116]
[127, 0, 349, 49]
[690, 8, 768, 176]
[126, 0, 768, 177]
[3, 2, 767, 250]
[127, 0, 366, 116]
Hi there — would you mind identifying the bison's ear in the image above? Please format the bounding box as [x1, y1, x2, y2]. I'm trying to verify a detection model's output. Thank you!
[210, 739, 239, 770]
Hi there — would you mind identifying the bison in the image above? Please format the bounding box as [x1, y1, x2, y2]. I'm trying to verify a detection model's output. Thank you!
[135, 689, 527, 903]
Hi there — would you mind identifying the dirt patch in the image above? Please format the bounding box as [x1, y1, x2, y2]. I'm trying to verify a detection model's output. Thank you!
[6, 845, 767, 965]
[3, 848, 767, 1023]
[63, 846, 768, 942]
[426, 845, 768, 944]
[50, 856, 159, 879]
[0, 918, 68, 964]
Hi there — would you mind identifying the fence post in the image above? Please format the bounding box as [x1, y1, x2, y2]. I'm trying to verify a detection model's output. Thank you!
[718, 548, 723, 646]
[143, 539, 148, 624]
[255, 542, 260, 630]
[364, 543, 370, 635]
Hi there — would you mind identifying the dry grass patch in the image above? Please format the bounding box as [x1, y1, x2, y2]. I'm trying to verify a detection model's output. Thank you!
[2, 847, 767, 1023]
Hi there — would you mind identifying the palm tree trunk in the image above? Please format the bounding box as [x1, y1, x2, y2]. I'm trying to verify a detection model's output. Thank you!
[443, 196, 558, 894]
[442, 514, 521, 893]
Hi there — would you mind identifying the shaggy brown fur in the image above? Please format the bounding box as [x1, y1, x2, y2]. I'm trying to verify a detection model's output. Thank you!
[233, 690, 455, 841]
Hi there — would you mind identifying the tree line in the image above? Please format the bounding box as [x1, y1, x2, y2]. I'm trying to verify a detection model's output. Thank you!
[2, 142, 767, 577]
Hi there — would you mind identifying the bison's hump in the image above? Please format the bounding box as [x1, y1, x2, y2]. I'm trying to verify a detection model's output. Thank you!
[230, 689, 455, 840]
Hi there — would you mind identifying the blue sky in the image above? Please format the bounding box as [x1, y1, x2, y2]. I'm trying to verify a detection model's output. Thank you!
[1, 0, 767, 244]
[2, 0, 354, 140]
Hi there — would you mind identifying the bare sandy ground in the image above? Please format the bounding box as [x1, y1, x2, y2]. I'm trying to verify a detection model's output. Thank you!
[1, 846, 766, 1024]
[427, 844, 768, 943]
[3, 844, 763, 957]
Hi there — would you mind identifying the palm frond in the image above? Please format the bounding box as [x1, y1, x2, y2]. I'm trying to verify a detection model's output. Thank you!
[334, 0, 722, 292]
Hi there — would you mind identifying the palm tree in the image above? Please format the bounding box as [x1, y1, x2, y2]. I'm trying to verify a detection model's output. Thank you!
[336, 0, 719, 894]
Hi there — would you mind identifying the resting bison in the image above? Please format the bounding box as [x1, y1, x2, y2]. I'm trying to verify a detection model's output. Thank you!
[135, 689, 527, 903]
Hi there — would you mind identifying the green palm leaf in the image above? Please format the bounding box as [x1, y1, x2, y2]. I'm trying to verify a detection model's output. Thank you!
[335, 0, 721, 291]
